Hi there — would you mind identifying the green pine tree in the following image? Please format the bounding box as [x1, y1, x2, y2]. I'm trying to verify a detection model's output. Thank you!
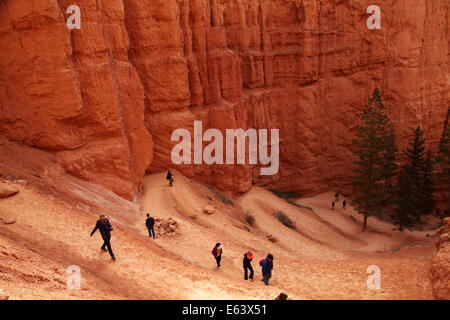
[352, 88, 391, 231]
[396, 163, 415, 227]
[435, 124, 450, 212]
[395, 126, 429, 226]
[380, 125, 398, 207]
[418, 151, 434, 217]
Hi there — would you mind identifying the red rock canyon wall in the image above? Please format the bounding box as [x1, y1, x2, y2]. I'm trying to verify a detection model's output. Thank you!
[0, 0, 448, 200]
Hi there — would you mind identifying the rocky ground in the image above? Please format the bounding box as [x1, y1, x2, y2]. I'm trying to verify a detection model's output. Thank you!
[0, 170, 444, 300]
[431, 217, 450, 299]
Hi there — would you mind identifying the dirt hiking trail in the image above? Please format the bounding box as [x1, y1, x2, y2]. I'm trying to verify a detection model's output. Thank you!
[0, 170, 438, 299]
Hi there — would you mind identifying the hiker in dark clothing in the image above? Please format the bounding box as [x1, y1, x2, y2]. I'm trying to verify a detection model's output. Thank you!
[91, 215, 115, 260]
[243, 251, 254, 281]
[332, 201, 335, 210]
[261, 254, 274, 285]
[212, 243, 223, 268]
[145, 213, 155, 239]
[275, 292, 288, 300]
[343, 200, 346, 210]
[167, 170, 174, 187]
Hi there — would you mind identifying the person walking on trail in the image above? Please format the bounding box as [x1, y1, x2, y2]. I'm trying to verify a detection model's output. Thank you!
[166, 170, 174, 187]
[212, 243, 223, 268]
[91, 214, 116, 261]
[243, 251, 254, 281]
[343, 200, 346, 210]
[335, 192, 340, 202]
[260, 254, 274, 285]
[145, 213, 155, 239]
[331, 201, 335, 210]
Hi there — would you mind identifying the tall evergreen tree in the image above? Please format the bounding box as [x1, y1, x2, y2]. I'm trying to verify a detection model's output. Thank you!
[395, 126, 430, 226]
[352, 88, 392, 231]
[435, 124, 450, 212]
[418, 151, 434, 217]
[396, 162, 415, 226]
[380, 125, 398, 207]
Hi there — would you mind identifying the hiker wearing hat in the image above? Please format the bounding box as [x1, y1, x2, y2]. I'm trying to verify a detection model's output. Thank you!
[243, 251, 254, 281]
[91, 215, 116, 261]
[211, 243, 223, 268]
[261, 253, 274, 285]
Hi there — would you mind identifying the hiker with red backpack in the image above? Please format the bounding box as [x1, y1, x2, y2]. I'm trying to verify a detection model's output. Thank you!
[243, 251, 254, 281]
[260, 254, 274, 285]
[212, 243, 223, 268]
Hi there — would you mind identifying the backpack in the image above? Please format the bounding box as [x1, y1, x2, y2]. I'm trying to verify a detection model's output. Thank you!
[146, 217, 154, 228]
[212, 246, 217, 256]
[259, 259, 265, 266]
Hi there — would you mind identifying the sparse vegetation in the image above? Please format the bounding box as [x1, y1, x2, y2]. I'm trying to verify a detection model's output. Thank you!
[286, 200, 313, 211]
[245, 210, 255, 226]
[207, 186, 234, 206]
[269, 189, 312, 211]
[392, 226, 412, 232]
[269, 189, 301, 200]
[275, 211, 296, 230]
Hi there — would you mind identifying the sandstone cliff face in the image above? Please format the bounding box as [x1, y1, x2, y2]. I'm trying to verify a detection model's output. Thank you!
[0, 0, 153, 199]
[431, 217, 450, 299]
[0, 0, 448, 199]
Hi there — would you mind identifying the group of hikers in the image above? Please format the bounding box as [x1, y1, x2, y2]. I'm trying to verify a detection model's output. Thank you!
[144, 170, 173, 239]
[90, 170, 276, 287]
[90, 217, 275, 286]
[89, 212, 156, 261]
[331, 192, 346, 211]
[212, 243, 275, 286]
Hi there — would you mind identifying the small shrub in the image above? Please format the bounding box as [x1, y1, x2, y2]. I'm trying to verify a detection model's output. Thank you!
[245, 211, 255, 226]
[269, 189, 313, 211]
[286, 200, 312, 211]
[275, 211, 296, 230]
[207, 186, 234, 206]
[393, 226, 406, 232]
[269, 189, 301, 200]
